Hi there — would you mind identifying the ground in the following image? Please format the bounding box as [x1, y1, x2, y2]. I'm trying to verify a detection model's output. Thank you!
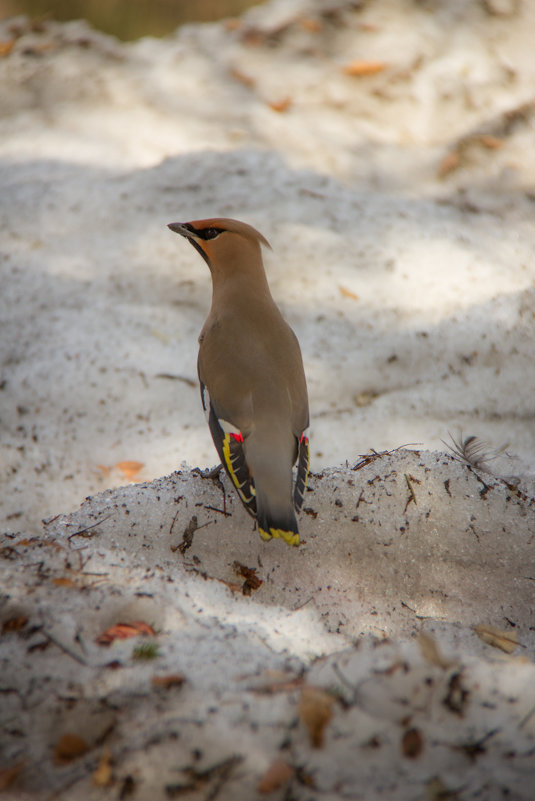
[1, 0, 535, 798]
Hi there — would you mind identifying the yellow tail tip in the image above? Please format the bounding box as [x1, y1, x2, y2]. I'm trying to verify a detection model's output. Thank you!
[259, 526, 300, 547]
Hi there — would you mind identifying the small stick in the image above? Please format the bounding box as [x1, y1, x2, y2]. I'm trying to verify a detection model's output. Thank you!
[67, 514, 114, 542]
[403, 474, 418, 513]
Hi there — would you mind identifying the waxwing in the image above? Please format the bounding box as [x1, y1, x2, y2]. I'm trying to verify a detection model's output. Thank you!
[168, 217, 310, 546]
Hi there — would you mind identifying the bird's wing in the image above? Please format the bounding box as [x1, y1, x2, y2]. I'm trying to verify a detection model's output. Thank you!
[293, 428, 310, 512]
[200, 380, 257, 517]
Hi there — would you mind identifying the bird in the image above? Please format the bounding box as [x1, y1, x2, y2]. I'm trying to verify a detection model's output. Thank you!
[168, 217, 310, 546]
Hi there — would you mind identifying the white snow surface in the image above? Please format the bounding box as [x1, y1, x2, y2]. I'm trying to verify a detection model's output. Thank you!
[1, 0, 535, 798]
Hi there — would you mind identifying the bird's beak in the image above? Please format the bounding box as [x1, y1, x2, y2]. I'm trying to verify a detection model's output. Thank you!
[167, 222, 194, 239]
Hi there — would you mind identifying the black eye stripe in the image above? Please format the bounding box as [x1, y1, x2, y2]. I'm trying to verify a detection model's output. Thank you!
[200, 227, 222, 240]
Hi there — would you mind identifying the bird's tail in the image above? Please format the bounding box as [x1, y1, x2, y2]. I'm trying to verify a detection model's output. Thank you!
[257, 497, 299, 547]
[245, 432, 301, 547]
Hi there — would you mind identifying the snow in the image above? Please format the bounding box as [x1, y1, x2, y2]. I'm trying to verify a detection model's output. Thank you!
[1, 0, 535, 798]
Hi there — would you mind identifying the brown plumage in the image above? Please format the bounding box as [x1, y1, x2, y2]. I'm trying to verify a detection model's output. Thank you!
[168, 217, 310, 546]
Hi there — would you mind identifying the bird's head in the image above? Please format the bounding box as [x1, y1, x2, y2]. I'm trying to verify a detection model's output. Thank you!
[167, 217, 271, 273]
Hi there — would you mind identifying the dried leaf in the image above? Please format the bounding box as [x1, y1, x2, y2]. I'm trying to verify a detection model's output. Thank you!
[152, 673, 186, 690]
[224, 18, 242, 32]
[339, 285, 359, 300]
[240, 28, 264, 46]
[475, 624, 517, 653]
[115, 460, 144, 480]
[92, 749, 113, 787]
[418, 633, 454, 669]
[229, 66, 255, 87]
[478, 134, 504, 149]
[253, 678, 304, 694]
[343, 59, 386, 76]
[0, 762, 24, 790]
[299, 686, 334, 748]
[300, 17, 322, 33]
[54, 733, 89, 764]
[246, 670, 304, 694]
[218, 579, 244, 594]
[52, 577, 77, 588]
[438, 151, 460, 177]
[268, 97, 292, 113]
[96, 464, 111, 477]
[258, 759, 295, 793]
[233, 561, 263, 594]
[402, 727, 423, 758]
[96, 620, 155, 646]
[2, 615, 28, 633]
[354, 391, 377, 407]
[0, 39, 15, 57]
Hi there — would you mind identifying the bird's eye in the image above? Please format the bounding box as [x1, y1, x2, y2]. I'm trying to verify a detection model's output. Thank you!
[202, 227, 222, 240]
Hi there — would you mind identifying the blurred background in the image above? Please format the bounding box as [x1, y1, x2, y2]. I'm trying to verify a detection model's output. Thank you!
[0, 0, 265, 40]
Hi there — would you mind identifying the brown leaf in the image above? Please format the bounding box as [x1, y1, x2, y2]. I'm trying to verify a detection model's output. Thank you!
[343, 59, 386, 76]
[2, 615, 28, 633]
[339, 285, 359, 300]
[152, 674, 186, 690]
[258, 758, 295, 793]
[224, 18, 242, 32]
[418, 633, 454, 669]
[478, 134, 504, 149]
[52, 577, 77, 588]
[246, 670, 304, 694]
[92, 749, 113, 787]
[0, 762, 24, 790]
[474, 624, 517, 653]
[233, 561, 263, 594]
[218, 579, 244, 594]
[229, 66, 255, 87]
[300, 17, 322, 33]
[96, 620, 156, 646]
[54, 733, 89, 764]
[299, 686, 334, 748]
[0, 39, 15, 57]
[354, 391, 377, 407]
[114, 460, 144, 480]
[268, 97, 292, 113]
[438, 151, 460, 177]
[401, 727, 423, 758]
[240, 28, 264, 46]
